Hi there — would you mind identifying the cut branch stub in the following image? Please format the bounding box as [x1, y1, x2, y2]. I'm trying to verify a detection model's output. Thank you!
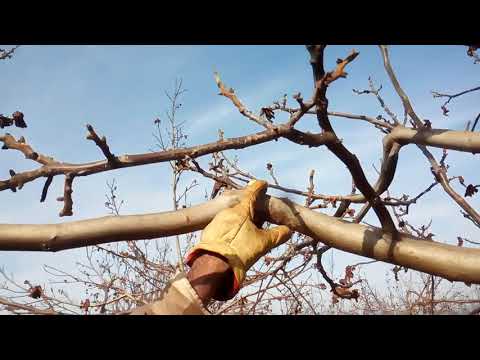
[59, 174, 74, 217]
[323, 50, 359, 86]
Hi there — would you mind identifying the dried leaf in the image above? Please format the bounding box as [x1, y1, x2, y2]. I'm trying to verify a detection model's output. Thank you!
[344, 265, 355, 283]
[345, 208, 355, 217]
[29, 285, 43, 299]
[12, 111, 27, 128]
[467, 45, 479, 57]
[264, 256, 273, 266]
[441, 105, 450, 117]
[260, 107, 275, 121]
[80, 299, 90, 313]
[335, 287, 360, 301]
[465, 184, 478, 197]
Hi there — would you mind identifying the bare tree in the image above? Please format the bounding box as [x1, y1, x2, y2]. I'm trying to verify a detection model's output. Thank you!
[1, 45, 479, 314]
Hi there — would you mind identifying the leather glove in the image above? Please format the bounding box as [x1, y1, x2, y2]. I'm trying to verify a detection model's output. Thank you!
[185, 180, 292, 300]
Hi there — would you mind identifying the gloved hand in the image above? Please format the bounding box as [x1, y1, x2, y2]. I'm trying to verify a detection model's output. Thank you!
[185, 180, 292, 300]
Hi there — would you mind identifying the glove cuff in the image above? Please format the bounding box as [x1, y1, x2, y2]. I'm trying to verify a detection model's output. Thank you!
[185, 244, 246, 301]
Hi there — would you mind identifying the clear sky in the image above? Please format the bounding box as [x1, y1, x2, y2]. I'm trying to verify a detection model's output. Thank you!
[1, 45, 479, 307]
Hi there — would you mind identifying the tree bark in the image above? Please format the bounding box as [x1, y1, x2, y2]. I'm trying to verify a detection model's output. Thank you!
[1, 189, 479, 284]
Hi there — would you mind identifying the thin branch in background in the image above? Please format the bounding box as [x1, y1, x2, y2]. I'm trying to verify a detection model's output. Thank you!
[266, 163, 279, 186]
[353, 76, 400, 125]
[431, 86, 480, 116]
[0, 46, 20, 61]
[472, 113, 480, 132]
[306, 169, 315, 207]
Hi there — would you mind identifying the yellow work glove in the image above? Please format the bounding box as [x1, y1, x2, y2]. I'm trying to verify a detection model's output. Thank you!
[185, 180, 292, 301]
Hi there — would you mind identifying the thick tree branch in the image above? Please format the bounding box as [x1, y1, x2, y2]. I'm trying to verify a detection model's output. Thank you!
[1, 191, 480, 284]
[379, 45, 480, 227]
[0, 296, 58, 315]
[307, 45, 397, 234]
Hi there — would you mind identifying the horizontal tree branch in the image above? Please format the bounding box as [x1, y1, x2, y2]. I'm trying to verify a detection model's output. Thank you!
[0, 296, 58, 315]
[390, 126, 480, 153]
[1, 190, 480, 284]
[0, 125, 334, 194]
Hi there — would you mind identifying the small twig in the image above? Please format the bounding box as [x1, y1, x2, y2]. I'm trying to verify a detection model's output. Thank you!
[457, 236, 480, 246]
[266, 163, 279, 186]
[353, 77, 400, 125]
[306, 169, 315, 207]
[322, 49, 360, 87]
[40, 175, 54, 203]
[472, 113, 480, 132]
[431, 86, 480, 116]
[86, 124, 118, 166]
[214, 72, 273, 129]
[58, 174, 75, 217]
[0, 46, 20, 61]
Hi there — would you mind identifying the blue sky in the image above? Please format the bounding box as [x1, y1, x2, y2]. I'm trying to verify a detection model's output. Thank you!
[1, 45, 479, 307]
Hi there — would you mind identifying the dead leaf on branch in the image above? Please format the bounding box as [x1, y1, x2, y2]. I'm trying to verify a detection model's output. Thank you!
[464, 184, 479, 197]
[12, 111, 27, 128]
[29, 285, 43, 299]
[260, 107, 275, 121]
[264, 256, 273, 266]
[441, 105, 450, 117]
[345, 208, 355, 217]
[457, 237, 464, 247]
[343, 265, 355, 284]
[467, 45, 479, 57]
[335, 287, 360, 301]
[80, 299, 90, 313]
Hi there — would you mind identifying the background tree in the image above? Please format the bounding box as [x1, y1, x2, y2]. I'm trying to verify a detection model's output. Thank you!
[1, 45, 479, 314]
